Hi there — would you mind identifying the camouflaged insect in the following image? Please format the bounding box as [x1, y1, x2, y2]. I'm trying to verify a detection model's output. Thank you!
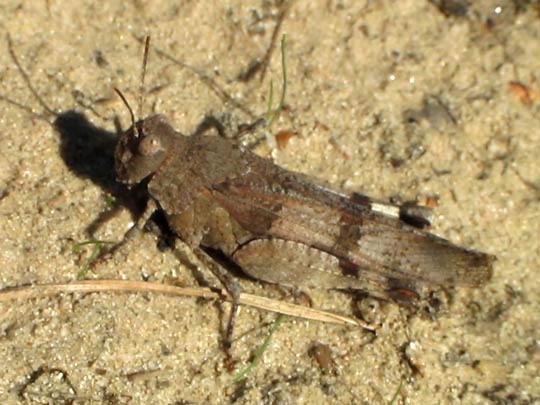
[115, 113, 494, 305]
[113, 38, 494, 353]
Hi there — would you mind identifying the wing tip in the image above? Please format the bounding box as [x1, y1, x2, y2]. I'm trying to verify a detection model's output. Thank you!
[460, 249, 496, 286]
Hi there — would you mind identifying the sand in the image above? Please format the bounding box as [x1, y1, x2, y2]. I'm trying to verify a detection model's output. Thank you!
[0, 1, 539, 404]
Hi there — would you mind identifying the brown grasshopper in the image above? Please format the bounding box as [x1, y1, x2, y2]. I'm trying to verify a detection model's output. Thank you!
[113, 38, 494, 354]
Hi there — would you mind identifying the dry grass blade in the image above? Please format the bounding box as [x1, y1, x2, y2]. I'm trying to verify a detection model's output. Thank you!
[0, 279, 375, 329]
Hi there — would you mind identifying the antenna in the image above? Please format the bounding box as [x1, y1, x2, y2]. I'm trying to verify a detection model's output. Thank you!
[114, 88, 136, 135]
[113, 36, 150, 139]
[138, 36, 151, 121]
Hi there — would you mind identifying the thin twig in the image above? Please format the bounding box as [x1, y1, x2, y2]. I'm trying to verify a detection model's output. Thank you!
[0, 279, 375, 329]
[6, 34, 58, 116]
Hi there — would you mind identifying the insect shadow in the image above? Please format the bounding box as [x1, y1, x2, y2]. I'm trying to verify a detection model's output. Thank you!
[54, 110, 149, 235]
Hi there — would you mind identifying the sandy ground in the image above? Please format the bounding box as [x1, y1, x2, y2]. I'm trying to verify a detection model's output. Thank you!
[0, 1, 539, 404]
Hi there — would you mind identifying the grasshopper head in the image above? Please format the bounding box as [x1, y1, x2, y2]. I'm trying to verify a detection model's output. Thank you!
[115, 114, 178, 185]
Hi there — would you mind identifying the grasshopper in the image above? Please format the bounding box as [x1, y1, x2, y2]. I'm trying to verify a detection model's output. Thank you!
[113, 37, 494, 355]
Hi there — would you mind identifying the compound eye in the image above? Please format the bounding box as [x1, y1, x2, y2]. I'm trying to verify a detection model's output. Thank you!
[138, 136, 163, 156]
